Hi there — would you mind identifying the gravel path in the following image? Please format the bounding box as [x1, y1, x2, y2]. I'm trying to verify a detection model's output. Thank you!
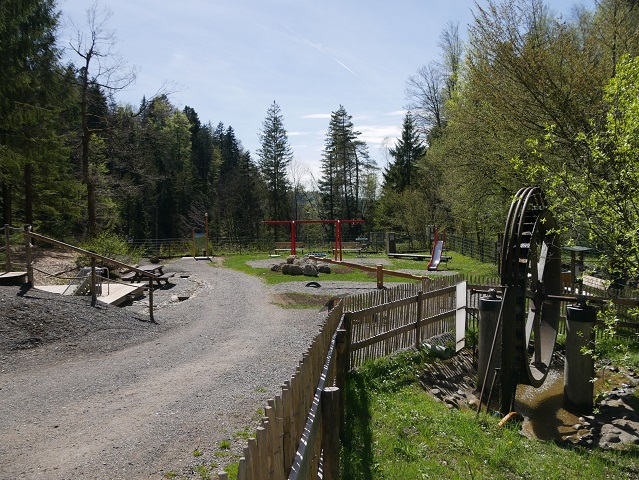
[0, 258, 339, 479]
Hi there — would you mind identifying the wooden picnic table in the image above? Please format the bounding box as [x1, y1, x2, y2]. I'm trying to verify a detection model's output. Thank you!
[122, 264, 175, 285]
[138, 264, 164, 274]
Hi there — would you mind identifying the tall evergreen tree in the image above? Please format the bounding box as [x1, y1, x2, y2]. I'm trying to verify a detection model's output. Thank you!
[256, 101, 293, 225]
[383, 112, 425, 192]
[0, 0, 80, 235]
[318, 105, 372, 236]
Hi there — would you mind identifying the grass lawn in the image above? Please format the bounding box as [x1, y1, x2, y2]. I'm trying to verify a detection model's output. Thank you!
[342, 350, 639, 480]
[220, 250, 498, 285]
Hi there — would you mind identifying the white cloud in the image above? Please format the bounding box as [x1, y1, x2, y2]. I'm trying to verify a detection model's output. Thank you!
[302, 113, 332, 119]
[358, 125, 402, 145]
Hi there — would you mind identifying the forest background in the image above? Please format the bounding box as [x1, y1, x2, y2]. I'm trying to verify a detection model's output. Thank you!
[3, 0, 639, 279]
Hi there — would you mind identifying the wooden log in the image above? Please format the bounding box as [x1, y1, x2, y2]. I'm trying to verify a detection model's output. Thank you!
[281, 384, 293, 475]
[237, 456, 248, 480]
[247, 438, 258, 480]
[321, 387, 340, 480]
[261, 420, 274, 479]
[272, 396, 286, 480]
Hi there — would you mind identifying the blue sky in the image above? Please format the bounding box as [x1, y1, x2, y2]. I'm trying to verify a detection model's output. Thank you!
[58, 0, 585, 184]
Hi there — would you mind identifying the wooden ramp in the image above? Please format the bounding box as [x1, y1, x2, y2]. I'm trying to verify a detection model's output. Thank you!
[35, 283, 145, 306]
[0, 271, 28, 286]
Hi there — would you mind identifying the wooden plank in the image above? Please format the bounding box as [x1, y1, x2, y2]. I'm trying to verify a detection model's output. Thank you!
[351, 310, 455, 351]
[456, 281, 467, 352]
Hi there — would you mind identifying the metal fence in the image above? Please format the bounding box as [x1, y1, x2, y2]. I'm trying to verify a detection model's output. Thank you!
[446, 234, 500, 265]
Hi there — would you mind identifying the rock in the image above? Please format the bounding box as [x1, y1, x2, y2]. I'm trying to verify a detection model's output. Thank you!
[317, 265, 331, 274]
[286, 255, 297, 264]
[282, 264, 304, 276]
[302, 264, 319, 277]
[290, 265, 304, 276]
[601, 433, 621, 444]
[271, 264, 281, 272]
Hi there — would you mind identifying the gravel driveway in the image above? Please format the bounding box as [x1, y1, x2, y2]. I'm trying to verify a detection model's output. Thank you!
[0, 257, 354, 479]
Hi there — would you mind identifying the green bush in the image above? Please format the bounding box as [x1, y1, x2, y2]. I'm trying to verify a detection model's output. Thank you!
[79, 231, 144, 266]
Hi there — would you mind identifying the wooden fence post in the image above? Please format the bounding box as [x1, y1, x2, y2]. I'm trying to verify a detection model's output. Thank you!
[90, 257, 97, 303]
[23, 225, 34, 286]
[148, 278, 154, 322]
[4, 224, 11, 272]
[334, 329, 348, 437]
[415, 291, 424, 349]
[376, 264, 384, 289]
[321, 387, 340, 480]
[343, 314, 352, 372]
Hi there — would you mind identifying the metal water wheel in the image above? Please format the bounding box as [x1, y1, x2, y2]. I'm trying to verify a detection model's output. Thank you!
[500, 187, 561, 390]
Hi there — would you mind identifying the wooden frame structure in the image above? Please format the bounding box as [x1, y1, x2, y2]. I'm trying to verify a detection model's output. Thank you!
[21, 225, 160, 321]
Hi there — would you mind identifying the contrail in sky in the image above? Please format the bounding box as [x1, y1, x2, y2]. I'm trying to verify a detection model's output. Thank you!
[281, 23, 360, 79]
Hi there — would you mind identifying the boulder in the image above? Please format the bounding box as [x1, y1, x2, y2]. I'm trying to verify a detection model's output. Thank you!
[303, 264, 319, 277]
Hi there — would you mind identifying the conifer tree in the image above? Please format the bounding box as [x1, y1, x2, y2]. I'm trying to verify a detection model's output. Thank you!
[318, 106, 372, 236]
[256, 101, 293, 225]
[383, 112, 425, 192]
[0, 0, 80, 235]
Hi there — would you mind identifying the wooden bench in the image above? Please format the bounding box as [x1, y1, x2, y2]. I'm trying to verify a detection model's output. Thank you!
[273, 242, 304, 254]
[332, 242, 363, 254]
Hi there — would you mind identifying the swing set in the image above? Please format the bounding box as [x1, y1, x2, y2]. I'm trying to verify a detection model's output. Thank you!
[263, 219, 364, 261]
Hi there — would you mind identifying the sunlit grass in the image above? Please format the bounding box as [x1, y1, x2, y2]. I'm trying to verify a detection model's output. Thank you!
[342, 350, 639, 479]
[220, 250, 498, 284]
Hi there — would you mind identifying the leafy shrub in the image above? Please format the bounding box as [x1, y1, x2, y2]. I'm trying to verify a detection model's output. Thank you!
[79, 231, 144, 266]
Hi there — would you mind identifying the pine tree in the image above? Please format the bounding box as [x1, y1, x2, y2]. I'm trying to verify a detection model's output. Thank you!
[256, 101, 293, 225]
[383, 112, 426, 192]
[0, 0, 81, 235]
[318, 105, 372, 236]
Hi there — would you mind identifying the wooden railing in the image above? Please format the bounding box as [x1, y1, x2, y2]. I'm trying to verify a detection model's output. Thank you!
[20, 226, 160, 320]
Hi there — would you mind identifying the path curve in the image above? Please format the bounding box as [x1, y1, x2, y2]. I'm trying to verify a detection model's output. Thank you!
[0, 258, 327, 479]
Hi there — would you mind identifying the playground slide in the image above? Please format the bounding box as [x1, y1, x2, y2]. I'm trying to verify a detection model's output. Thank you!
[427, 239, 444, 271]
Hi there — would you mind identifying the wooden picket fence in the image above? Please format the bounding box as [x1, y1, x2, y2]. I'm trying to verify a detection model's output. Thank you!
[233, 276, 468, 480]
[232, 271, 639, 479]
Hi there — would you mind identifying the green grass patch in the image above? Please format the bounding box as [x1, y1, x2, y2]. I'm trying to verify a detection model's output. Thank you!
[272, 292, 334, 309]
[223, 462, 239, 480]
[441, 250, 499, 277]
[220, 251, 498, 285]
[342, 350, 639, 479]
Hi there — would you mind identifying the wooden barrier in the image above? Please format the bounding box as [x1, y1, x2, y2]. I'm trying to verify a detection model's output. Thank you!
[308, 256, 428, 288]
[233, 276, 467, 479]
[235, 302, 343, 479]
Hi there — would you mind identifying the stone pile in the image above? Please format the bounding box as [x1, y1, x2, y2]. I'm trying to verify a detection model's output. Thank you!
[271, 256, 332, 278]
[419, 348, 639, 450]
[566, 366, 639, 449]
